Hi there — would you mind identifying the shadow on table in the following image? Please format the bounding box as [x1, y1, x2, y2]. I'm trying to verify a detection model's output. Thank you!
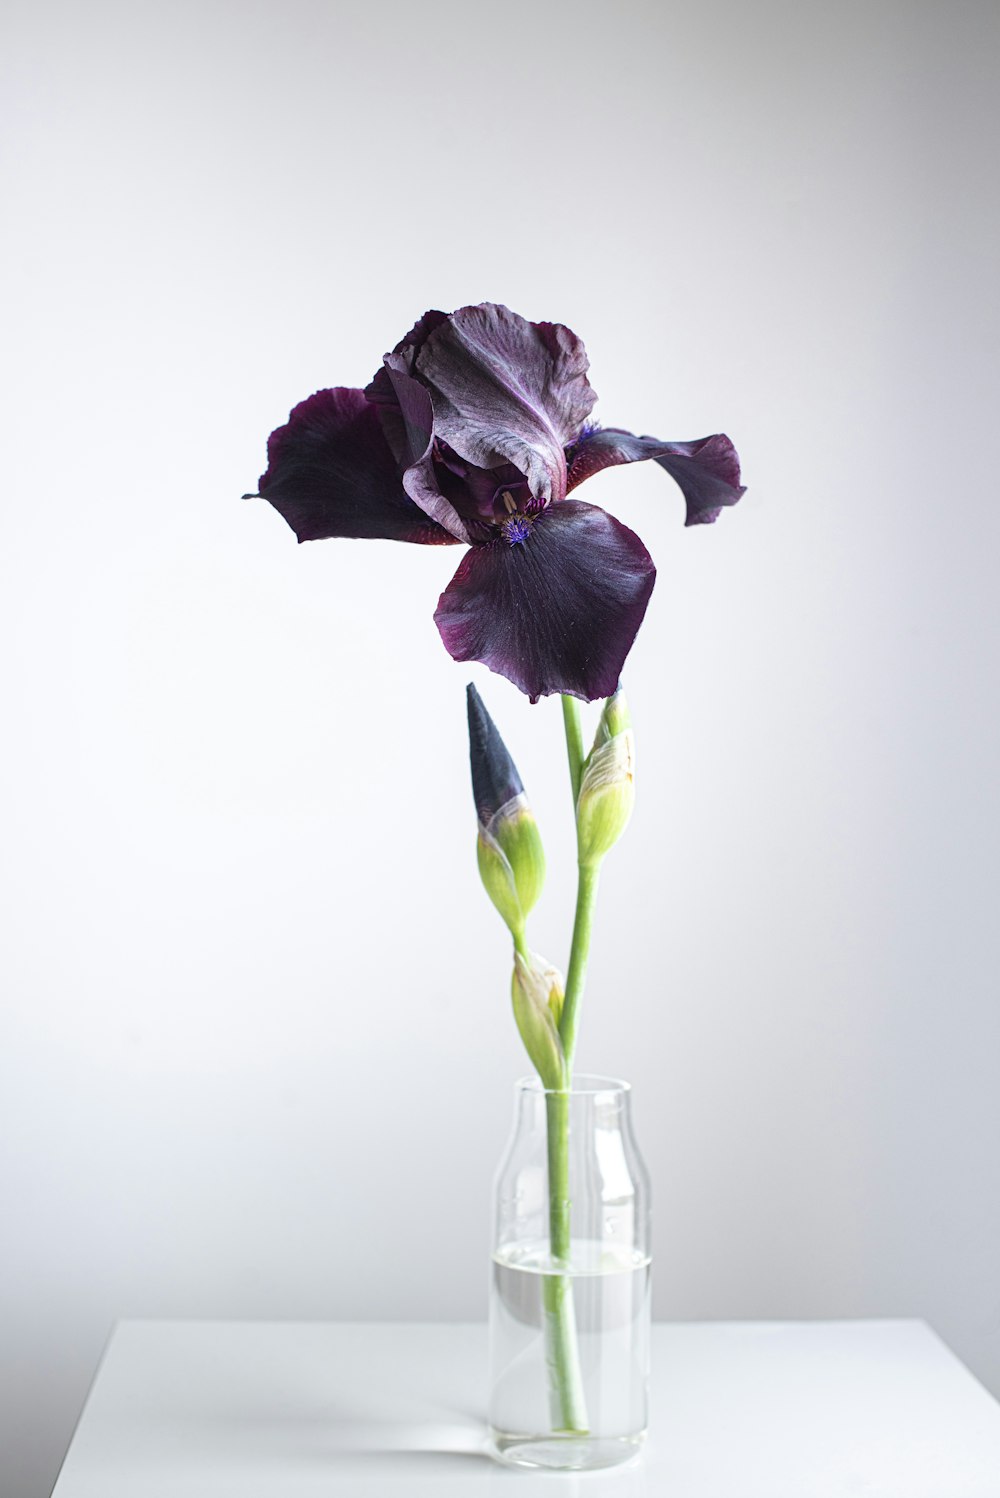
[162, 1401, 491, 1463]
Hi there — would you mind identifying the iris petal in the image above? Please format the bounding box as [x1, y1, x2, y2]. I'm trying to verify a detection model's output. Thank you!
[384, 366, 473, 543]
[567, 428, 745, 525]
[366, 314, 473, 543]
[364, 308, 448, 462]
[415, 303, 597, 507]
[434, 500, 656, 703]
[257, 387, 459, 545]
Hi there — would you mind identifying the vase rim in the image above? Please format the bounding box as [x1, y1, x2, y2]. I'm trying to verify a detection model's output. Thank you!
[515, 1072, 631, 1098]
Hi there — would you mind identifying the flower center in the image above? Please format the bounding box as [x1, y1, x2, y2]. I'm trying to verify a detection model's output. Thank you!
[498, 488, 533, 546]
[501, 513, 533, 546]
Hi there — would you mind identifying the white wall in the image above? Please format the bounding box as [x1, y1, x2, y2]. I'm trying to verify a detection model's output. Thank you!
[2, 0, 998, 1491]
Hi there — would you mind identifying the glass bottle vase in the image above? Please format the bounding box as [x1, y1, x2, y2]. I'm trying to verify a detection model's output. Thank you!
[488, 1074, 652, 1471]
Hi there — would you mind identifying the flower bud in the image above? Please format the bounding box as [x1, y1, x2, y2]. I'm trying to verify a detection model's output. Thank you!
[511, 950, 566, 1090]
[576, 686, 635, 866]
[467, 684, 545, 936]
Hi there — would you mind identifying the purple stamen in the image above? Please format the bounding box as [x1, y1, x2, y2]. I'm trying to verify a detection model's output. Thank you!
[501, 514, 533, 546]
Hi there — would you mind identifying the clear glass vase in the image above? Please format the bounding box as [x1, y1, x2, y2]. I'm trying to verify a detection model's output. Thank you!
[488, 1074, 652, 1471]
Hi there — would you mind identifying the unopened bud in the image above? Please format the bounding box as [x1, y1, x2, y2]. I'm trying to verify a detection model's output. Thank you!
[576, 686, 635, 866]
[468, 684, 545, 935]
[511, 950, 566, 1090]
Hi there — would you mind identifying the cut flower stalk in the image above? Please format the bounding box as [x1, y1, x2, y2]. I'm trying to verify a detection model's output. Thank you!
[250, 301, 743, 1470]
[543, 1085, 588, 1433]
[534, 694, 613, 1434]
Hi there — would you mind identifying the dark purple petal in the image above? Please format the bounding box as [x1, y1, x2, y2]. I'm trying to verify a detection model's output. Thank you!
[415, 304, 597, 508]
[256, 387, 459, 546]
[383, 367, 474, 542]
[372, 344, 529, 530]
[431, 452, 533, 528]
[434, 501, 655, 703]
[364, 307, 449, 460]
[567, 429, 745, 526]
[365, 313, 474, 543]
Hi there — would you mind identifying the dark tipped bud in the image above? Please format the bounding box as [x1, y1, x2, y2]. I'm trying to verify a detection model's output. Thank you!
[467, 682, 523, 820]
[467, 684, 545, 936]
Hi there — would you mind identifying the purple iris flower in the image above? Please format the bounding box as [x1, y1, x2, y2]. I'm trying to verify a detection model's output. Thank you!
[251, 303, 744, 702]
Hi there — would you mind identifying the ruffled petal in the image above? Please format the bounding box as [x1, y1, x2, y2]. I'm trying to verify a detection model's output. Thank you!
[383, 367, 474, 542]
[364, 307, 448, 461]
[366, 314, 474, 543]
[434, 500, 655, 702]
[256, 387, 459, 545]
[567, 428, 745, 526]
[415, 303, 597, 508]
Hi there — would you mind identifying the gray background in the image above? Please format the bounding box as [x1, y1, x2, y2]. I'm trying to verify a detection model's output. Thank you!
[2, 0, 998, 1493]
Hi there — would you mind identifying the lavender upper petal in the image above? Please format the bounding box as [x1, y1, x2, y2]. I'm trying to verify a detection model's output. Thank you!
[434, 500, 655, 702]
[256, 387, 459, 546]
[415, 304, 597, 508]
[567, 428, 745, 525]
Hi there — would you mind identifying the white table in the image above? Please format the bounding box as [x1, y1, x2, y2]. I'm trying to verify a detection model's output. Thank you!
[51, 1320, 1000, 1496]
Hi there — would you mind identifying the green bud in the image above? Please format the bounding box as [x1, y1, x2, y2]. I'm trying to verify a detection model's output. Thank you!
[600, 686, 632, 740]
[477, 798, 546, 936]
[576, 687, 635, 866]
[511, 950, 566, 1090]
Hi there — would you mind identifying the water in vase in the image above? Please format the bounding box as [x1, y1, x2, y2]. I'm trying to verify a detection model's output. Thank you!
[489, 1236, 651, 1469]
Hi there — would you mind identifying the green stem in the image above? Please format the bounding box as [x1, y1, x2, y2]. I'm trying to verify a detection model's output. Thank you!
[557, 693, 602, 1075]
[560, 695, 585, 808]
[557, 861, 601, 1074]
[533, 697, 608, 1438]
[539, 864, 601, 1428]
[542, 1087, 588, 1433]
